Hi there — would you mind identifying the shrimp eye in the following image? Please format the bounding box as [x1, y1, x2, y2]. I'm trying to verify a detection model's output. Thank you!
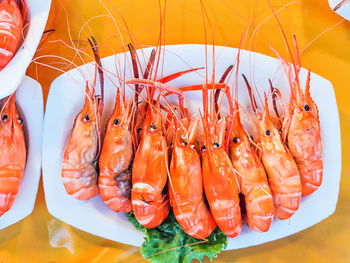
[137, 128, 142, 134]
[182, 141, 188, 146]
[233, 137, 239, 143]
[83, 115, 90, 122]
[266, 130, 271, 136]
[170, 142, 173, 147]
[304, 104, 310, 111]
[150, 123, 157, 130]
[250, 136, 254, 141]
[2, 115, 8, 122]
[279, 129, 282, 134]
[114, 119, 119, 126]
[18, 117, 23, 124]
[213, 142, 220, 148]
[201, 145, 206, 151]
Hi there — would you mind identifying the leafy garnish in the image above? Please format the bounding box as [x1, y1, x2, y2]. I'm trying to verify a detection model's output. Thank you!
[127, 211, 147, 232]
[127, 211, 227, 263]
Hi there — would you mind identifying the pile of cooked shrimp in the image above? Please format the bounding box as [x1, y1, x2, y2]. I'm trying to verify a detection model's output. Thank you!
[60, 30, 322, 240]
[0, 0, 323, 240]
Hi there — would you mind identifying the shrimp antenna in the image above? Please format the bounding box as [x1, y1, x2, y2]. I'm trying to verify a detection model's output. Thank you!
[144, 49, 157, 100]
[88, 37, 104, 92]
[128, 43, 142, 149]
[225, 29, 248, 152]
[144, 50, 156, 80]
[88, 36, 104, 114]
[199, 0, 209, 124]
[269, 79, 280, 119]
[266, 0, 298, 75]
[158, 67, 204, 84]
[128, 44, 156, 114]
[128, 43, 140, 101]
[293, 35, 301, 73]
[266, 0, 305, 103]
[87, 36, 104, 160]
[333, 0, 349, 11]
[214, 65, 234, 116]
[152, 0, 167, 83]
[242, 74, 257, 113]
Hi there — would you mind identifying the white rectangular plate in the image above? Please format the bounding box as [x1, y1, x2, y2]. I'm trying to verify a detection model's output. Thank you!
[42, 44, 341, 250]
[0, 0, 51, 99]
[0, 76, 44, 229]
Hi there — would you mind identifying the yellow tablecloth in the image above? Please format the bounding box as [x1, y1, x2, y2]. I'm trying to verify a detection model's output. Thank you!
[0, 0, 349, 262]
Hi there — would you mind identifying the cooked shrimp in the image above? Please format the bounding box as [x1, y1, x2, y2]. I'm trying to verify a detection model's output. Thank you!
[61, 37, 104, 200]
[169, 116, 217, 239]
[98, 89, 134, 212]
[243, 75, 301, 220]
[0, 94, 26, 216]
[228, 108, 274, 232]
[191, 78, 242, 238]
[61, 82, 101, 200]
[219, 50, 274, 232]
[0, 0, 27, 69]
[131, 101, 170, 228]
[201, 115, 242, 237]
[267, 4, 323, 196]
[128, 64, 198, 227]
[286, 71, 322, 196]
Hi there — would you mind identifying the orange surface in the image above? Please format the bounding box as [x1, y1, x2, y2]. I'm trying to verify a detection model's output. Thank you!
[0, 0, 349, 262]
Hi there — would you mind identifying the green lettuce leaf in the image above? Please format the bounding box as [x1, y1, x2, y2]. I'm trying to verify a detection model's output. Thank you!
[127, 211, 227, 263]
[127, 212, 147, 232]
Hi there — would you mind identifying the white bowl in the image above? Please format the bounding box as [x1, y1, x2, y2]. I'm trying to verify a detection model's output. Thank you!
[0, 76, 44, 230]
[329, 0, 350, 20]
[42, 44, 341, 250]
[0, 0, 51, 99]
